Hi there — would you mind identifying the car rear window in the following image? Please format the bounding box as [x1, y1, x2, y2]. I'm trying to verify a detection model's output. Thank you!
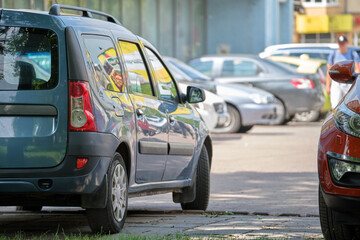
[0, 27, 58, 90]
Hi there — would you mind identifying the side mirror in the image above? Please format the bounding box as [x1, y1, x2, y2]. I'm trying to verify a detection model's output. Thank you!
[329, 60, 358, 84]
[187, 86, 206, 103]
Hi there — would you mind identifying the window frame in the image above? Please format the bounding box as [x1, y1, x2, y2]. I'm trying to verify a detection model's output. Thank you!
[143, 45, 181, 104]
[117, 39, 156, 98]
[82, 34, 126, 93]
[302, 0, 338, 7]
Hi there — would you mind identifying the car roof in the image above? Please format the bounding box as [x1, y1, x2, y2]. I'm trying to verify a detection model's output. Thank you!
[2, 6, 132, 36]
[263, 43, 339, 53]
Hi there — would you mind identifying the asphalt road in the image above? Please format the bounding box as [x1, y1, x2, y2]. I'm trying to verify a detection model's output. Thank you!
[129, 122, 321, 217]
[0, 122, 323, 238]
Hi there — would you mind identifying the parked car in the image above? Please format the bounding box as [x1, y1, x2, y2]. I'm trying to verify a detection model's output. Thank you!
[318, 60, 360, 239]
[259, 43, 360, 62]
[267, 55, 331, 121]
[178, 83, 229, 131]
[189, 55, 324, 125]
[0, 5, 213, 234]
[164, 57, 277, 133]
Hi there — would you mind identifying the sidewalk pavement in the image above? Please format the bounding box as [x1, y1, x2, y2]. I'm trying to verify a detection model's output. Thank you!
[0, 208, 323, 239]
[121, 211, 323, 239]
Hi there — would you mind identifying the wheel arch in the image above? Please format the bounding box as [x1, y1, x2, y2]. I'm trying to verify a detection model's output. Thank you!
[116, 142, 131, 180]
[273, 96, 289, 118]
[203, 136, 213, 169]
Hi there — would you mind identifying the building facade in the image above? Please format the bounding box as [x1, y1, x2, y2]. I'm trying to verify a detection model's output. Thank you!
[295, 0, 360, 45]
[1, 0, 294, 60]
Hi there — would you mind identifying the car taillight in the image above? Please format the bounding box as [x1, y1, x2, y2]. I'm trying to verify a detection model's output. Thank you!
[290, 78, 315, 89]
[69, 81, 97, 132]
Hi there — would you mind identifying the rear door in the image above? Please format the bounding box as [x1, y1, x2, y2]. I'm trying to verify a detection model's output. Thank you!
[0, 19, 68, 168]
[118, 40, 168, 183]
[144, 47, 197, 181]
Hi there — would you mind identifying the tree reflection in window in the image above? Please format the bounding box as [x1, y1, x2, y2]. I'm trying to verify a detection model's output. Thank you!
[145, 48, 178, 103]
[119, 41, 153, 96]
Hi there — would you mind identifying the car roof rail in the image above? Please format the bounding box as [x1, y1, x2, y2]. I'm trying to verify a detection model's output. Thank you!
[49, 4, 121, 25]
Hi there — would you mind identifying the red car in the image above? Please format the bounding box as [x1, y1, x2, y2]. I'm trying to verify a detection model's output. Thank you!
[318, 60, 360, 239]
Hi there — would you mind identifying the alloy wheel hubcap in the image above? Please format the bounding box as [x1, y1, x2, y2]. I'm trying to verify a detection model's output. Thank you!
[111, 164, 127, 222]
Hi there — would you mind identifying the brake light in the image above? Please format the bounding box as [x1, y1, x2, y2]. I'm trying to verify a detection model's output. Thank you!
[69, 81, 97, 132]
[291, 78, 315, 89]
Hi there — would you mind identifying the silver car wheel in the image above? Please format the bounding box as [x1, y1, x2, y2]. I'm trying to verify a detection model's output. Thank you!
[294, 110, 320, 122]
[111, 163, 127, 222]
[270, 99, 286, 125]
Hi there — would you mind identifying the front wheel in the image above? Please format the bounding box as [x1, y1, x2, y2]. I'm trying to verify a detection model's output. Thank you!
[222, 104, 242, 133]
[270, 98, 286, 125]
[86, 153, 128, 234]
[239, 125, 253, 133]
[181, 146, 210, 211]
[319, 185, 356, 240]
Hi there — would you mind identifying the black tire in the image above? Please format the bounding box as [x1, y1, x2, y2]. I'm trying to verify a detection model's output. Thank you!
[86, 153, 128, 234]
[16, 206, 42, 211]
[181, 146, 210, 211]
[239, 125, 253, 133]
[270, 98, 286, 125]
[222, 104, 242, 133]
[319, 185, 356, 240]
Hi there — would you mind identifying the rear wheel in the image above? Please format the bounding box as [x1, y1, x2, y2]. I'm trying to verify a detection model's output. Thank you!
[86, 153, 128, 234]
[319, 185, 356, 240]
[181, 146, 210, 211]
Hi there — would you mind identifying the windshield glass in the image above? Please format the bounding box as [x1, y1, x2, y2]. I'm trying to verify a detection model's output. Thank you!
[0, 27, 58, 90]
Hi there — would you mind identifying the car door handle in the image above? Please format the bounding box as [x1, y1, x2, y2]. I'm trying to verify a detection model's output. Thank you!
[169, 115, 175, 124]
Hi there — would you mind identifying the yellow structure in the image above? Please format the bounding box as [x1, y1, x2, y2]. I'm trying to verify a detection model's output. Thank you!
[294, 0, 360, 45]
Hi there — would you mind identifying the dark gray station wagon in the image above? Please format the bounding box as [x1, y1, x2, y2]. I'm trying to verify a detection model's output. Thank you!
[0, 5, 212, 233]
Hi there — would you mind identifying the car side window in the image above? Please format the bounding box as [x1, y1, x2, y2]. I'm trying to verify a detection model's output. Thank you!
[189, 59, 213, 77]
[221, 60, 260, 77]
[119, 41, 153, 96]
[83, 35, 124, 92]
[145, 48, 179, 103]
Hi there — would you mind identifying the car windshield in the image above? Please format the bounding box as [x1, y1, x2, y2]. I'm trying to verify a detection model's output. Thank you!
[168, 58, 211, 81]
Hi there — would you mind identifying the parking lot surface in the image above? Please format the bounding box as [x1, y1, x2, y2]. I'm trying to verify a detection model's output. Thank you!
[0, 122, 323, 239]
[130, 122, 321, 217]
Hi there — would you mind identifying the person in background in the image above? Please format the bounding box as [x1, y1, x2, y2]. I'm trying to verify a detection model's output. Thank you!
[326, 35, 360, 109]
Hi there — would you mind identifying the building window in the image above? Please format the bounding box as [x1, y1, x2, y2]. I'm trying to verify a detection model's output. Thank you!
[303, 0, 338, 6]
[301, 33, 332, 43]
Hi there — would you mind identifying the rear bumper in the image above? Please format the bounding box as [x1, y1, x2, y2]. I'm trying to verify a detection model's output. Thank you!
[0, 132, 120, 206]
[287, 89, 324, 115]
[0, 156, 111, 194]
[238, 103, 277, 126]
